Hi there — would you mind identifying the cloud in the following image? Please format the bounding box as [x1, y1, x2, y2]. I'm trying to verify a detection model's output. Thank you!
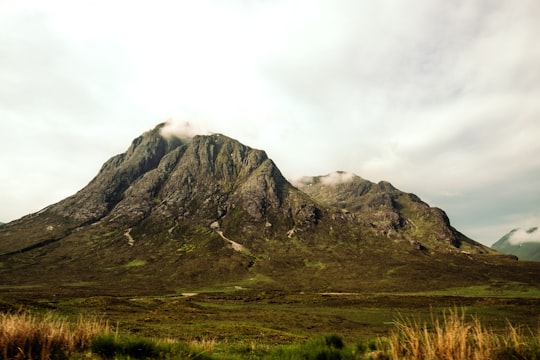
[461, 210, 540, 246]
[160, 119, 211, 140]
[320, 171, 355, 185]
[508, 227, 540, 245]
[290, 171, 355, 187]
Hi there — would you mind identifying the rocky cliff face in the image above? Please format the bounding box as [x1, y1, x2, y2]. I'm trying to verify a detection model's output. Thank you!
[49, 123, 184, 224]
[0, 123, 513, 294]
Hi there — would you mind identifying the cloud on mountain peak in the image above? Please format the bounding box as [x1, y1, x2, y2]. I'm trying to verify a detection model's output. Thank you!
[508, 227, 540, 245]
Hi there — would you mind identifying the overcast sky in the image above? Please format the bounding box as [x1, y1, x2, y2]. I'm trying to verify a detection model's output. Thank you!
[1, 0, 539, 246]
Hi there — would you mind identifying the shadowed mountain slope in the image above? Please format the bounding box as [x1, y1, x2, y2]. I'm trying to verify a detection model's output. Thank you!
[0, 124, 538, 295]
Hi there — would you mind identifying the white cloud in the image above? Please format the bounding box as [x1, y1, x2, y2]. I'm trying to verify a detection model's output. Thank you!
[160, 119, 211, 140]
[508, 228, 540, 245]
[320, 171, 355, 185]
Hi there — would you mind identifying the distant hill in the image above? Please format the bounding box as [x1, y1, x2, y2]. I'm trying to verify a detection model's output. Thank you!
[492, 227, 540, 261]
[0, 123, 537, 295]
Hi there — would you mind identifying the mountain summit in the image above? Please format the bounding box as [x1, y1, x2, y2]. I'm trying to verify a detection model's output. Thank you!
[0, 123, 535, 295]
[492, 227, 540, 261]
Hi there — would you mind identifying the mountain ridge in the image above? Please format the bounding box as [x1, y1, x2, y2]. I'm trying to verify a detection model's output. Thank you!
[293, 171, 484, 252]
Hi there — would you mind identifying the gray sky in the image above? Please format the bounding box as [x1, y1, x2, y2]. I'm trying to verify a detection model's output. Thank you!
[1, 0, 539, 245]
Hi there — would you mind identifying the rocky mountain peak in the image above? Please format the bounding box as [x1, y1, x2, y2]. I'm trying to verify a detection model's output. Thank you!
[44, 125, 296, 229]
[145, 132, 292, 224]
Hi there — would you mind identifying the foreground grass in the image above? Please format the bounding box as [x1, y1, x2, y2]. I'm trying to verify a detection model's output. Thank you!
[89, 333, 212, 359]
[0, 311, 213, 359]
[388, 309, 540, 360]
[2, 308, 540, 359]
[265, 312, 540, 360]
[0, 311, 106, 359]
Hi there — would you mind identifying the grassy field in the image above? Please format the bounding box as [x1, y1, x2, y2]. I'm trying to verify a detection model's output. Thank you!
[1, 285, 539, 359]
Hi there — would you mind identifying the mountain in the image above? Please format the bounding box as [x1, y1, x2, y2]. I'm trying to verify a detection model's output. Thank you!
[492, 227, 540, 261]
[293, 172, 483, 252]
[0, 123, 537, 295]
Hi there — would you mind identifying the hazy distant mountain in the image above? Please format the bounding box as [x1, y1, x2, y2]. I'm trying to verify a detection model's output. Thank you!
[492, 227, 540, 261]
[0, 123, 536, 295]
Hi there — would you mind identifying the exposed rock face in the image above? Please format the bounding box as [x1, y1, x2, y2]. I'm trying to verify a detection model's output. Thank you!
[295, 171, 488, 252]
[49, 124, 184, 224]
[152, 133, 289, 222]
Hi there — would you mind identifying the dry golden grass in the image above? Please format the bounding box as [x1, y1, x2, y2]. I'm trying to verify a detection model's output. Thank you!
[0, 311, 108, 360]
[186, 337, 217, 354]
[388, 308, 540, 360]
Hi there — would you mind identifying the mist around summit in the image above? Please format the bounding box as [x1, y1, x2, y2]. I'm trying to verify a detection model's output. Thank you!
[492, 227, 540, 261]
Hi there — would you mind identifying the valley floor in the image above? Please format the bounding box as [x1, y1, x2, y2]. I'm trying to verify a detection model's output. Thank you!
[1, 287, 539, 357]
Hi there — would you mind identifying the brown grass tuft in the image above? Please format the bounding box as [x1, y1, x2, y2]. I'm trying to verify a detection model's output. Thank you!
[187, 336, 217, 354]
[388, 308, 540, 360]
[0, 311, 108, 359]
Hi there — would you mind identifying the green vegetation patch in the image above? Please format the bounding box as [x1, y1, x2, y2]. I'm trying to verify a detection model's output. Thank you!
[400, 282, 540, 298]
[304, 259, 326, 270]
[177, 243, 196, 254]
[267, 334, 382, 360]
[124, 259, 147, 268]
[91, 334, 211, 360]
